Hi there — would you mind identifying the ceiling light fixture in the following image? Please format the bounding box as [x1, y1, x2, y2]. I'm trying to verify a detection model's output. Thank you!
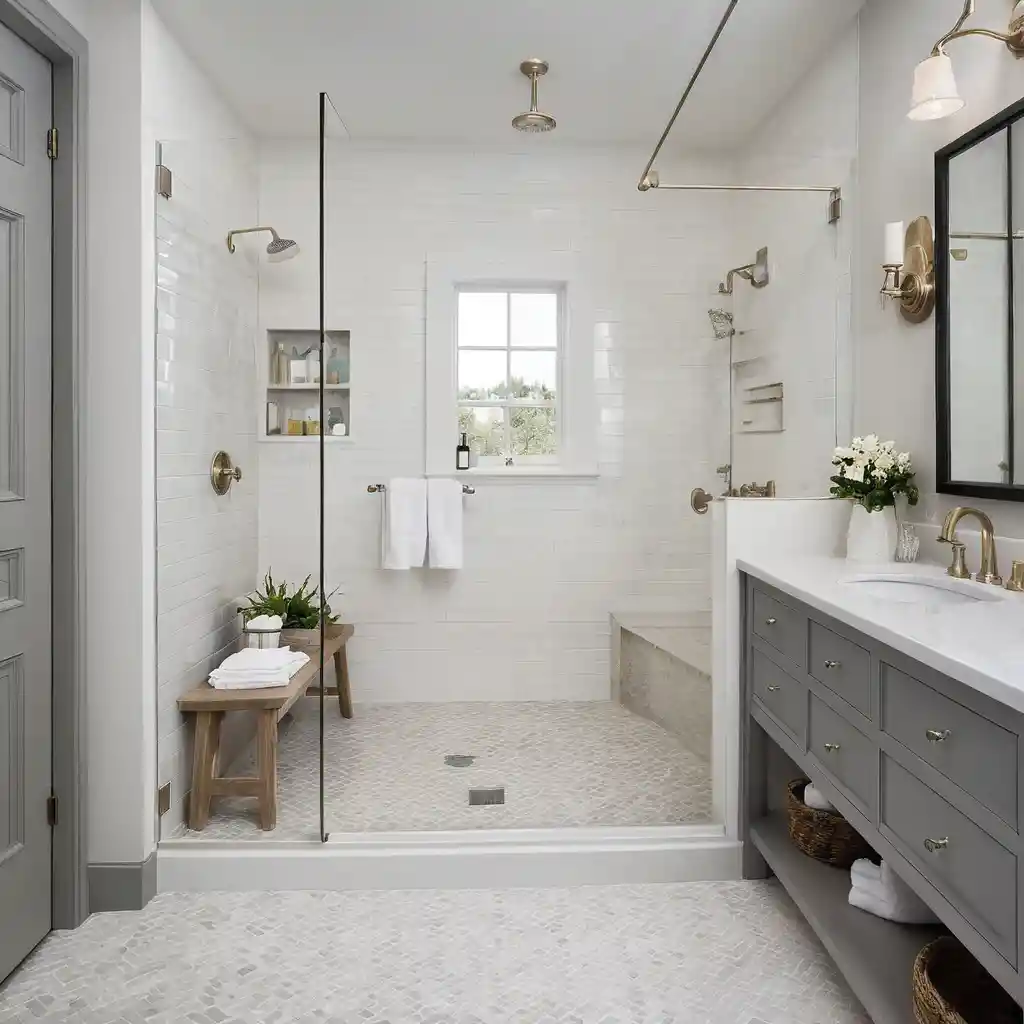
[908, 0, 1024, 121]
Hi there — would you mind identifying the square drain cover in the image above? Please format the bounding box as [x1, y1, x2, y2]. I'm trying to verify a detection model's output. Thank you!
[469, 787, 505, 806]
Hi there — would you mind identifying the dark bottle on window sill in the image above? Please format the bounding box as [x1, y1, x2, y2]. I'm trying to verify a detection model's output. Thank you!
[456, 432, 470, 471]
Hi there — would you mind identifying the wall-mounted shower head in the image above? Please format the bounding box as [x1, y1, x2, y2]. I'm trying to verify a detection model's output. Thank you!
[708, 309, 735, 340]
[226, 226, 300, 263]
[513, 59, 557, 133]
[719, 246, 769, 295]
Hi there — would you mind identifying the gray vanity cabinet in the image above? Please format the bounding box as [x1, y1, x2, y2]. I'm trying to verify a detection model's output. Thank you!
[742, 572, 1024, 1023]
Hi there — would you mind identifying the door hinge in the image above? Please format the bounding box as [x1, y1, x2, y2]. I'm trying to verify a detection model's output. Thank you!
[46, 792, 57, 827]
[155, 163, 172, 199]
[46, 128, 58, 160]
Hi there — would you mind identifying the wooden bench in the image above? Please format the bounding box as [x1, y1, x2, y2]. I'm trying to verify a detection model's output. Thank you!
[177, 624, 354, 831]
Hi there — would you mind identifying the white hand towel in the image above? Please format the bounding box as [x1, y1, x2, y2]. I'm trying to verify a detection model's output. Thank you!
[218, 647, 299, 672]
[209, 650, 310, 689]
[427, 478, 464, 570]
[803, 784, 836, 812]
[850, 857, 882, 886]
[848, 859, 939, 925]
[382, 478, 427, 570]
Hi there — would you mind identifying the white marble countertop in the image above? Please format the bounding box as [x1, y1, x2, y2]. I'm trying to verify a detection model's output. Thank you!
[737, 554, 1024, 715]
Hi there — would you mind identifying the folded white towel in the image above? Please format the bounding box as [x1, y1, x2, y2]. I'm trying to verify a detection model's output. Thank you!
[382, 478, 427, 570]
[803, 784, 836, 812]
[209, 650, 310, 689]
[217, 647, 300, 671]
[851, 858, 882, 886]
[848, 858, 939, 925]
[427, 478, 464, 570]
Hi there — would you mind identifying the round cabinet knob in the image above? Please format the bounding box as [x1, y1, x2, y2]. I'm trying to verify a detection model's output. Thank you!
[925, 728, 951, 743]
[765, 617, 777, 626]
[823, 742, 841, 753]
[924, 836, 950, 853]
[824, 660, 841, 670]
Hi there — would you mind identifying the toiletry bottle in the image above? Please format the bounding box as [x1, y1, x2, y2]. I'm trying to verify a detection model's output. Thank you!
[456, 432, 470, 471]
[274, 342, 288, 385]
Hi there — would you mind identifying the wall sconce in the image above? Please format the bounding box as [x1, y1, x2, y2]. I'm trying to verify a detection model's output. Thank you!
[880, 217, 936, 323]
[908, 0, 1024, 121]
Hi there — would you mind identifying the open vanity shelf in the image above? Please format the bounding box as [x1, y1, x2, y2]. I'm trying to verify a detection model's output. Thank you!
[262, 328, 351, 442]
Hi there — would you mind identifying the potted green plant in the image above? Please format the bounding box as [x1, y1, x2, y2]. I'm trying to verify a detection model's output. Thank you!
[238, 571, 339, 646]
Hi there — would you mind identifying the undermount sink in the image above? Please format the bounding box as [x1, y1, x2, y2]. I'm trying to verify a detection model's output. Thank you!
[841, 574, 1006, 609]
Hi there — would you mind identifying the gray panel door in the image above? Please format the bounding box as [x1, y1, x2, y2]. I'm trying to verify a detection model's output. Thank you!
[0, 21, 52, 983]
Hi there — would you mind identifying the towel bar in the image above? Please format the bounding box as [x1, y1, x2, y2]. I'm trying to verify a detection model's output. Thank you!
[368, 482, 475, 495]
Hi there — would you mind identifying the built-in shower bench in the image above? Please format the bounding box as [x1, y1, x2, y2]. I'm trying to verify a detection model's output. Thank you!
[178, 624, 354, 831]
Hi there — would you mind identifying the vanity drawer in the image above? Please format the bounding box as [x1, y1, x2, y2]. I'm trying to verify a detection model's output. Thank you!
[881, 664, 1018, 829]
[751, 587, 805, 669]
[751, 647, 806, 743]
[808, 694, 876, 816]
[808, 622, 871, 717]
[881, 756, 1017, 964]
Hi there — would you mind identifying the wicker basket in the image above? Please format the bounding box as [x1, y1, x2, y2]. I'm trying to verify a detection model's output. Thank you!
[785, 778, 874, 868]
[913, 937, 1022, 1024]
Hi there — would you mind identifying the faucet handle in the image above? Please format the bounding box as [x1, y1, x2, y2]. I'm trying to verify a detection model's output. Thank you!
[941, 539, 971, 580]
[1007, 561, 1024, 593]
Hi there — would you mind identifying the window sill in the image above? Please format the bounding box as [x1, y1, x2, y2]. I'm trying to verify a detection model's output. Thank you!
[434, 467, 600, 481]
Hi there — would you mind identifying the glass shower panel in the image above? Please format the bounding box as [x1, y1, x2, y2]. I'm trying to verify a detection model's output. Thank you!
[153, 136, 303, 841]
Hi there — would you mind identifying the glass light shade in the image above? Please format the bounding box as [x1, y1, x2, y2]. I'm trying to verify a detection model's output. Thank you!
[908, 54, 965, 121]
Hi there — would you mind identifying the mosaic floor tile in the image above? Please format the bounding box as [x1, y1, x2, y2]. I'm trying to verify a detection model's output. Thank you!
[175, 700, 713, 841]
[0, 882, 869, 1024]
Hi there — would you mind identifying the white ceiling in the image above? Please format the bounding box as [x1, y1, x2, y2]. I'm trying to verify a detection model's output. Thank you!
[152, 0, 864, 150]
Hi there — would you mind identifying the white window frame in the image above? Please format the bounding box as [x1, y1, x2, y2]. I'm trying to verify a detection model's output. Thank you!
[426, 253, 598, 480]
[456, 284, 562, 468]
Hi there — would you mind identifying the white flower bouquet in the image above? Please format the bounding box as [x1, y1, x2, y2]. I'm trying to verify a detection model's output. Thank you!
[830, 435, 919, 513]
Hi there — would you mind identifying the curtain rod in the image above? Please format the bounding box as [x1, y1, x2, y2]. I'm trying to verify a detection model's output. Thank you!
[636, 0, 843, 224]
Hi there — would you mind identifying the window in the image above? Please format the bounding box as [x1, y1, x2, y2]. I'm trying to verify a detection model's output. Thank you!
[456, 287, 561, 466]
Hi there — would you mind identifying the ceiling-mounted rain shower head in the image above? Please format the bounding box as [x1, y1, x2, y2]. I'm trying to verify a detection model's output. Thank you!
[226, 226, 300, 263]
[512, 59, 556, 133]
[708, 309, 735, 340]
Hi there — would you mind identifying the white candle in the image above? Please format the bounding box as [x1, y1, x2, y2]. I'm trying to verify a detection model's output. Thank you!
[884, 221, 905, 266]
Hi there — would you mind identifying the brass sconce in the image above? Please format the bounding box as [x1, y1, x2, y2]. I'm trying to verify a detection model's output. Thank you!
[880, 217, 936, 324]
[908, 1, 1024, 121]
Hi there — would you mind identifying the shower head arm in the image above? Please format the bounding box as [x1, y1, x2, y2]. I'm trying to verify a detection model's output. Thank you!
[719, 264, 755, 295]
[226, 226, 282, 253]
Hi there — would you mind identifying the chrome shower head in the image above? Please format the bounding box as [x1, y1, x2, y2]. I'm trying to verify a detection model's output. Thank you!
[513, 59, 556, 133]
[226, 226, 300, 262]
[708, 309, 735, 340]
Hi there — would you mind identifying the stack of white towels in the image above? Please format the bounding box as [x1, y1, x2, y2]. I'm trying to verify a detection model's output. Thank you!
[849, 858, 939, 924]
[382, 478, 463, 570]
[805, 782, 938, 925]
[208, 647, 311, 690]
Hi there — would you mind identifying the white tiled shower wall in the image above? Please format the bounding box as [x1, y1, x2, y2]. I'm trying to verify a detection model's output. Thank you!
[155, 138, 260, 835]
[257, 144, 738, 704]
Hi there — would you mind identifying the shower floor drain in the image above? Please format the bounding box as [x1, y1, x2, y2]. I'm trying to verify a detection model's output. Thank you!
[469, 787, 505, 806]
[444, 754, 476, 768]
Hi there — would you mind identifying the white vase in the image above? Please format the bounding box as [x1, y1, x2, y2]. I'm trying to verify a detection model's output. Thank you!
[846, 503, 897, 563]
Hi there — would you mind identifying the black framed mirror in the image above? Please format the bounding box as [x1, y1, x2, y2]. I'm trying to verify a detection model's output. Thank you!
[936, 96, 1024, 502]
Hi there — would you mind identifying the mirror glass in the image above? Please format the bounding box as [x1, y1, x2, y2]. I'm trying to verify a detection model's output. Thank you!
[938, 100, 1024, 498]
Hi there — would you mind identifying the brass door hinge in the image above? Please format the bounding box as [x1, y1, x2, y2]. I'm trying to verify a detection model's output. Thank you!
[46, 792, 57, 827]
[156, 163, 172, 199]
[46, 128, 58, 160]
[157, 783, 171, 816]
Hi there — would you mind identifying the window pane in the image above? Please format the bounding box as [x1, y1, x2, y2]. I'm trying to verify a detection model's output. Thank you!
[458, 292, 507, 348]
[459, 406, 505, 456]
[459, 349, 507, 400]
[510, 350, 557, 401]
[510, 292, 558, 348]
[511, 407, 557, 456]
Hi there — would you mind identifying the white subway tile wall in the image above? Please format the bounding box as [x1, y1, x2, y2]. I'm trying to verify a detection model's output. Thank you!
[257, 144, 737, 707]
[155, 139, 260, 836]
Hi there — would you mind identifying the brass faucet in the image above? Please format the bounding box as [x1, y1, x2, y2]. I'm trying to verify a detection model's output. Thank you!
[938, 507, 1002, 585]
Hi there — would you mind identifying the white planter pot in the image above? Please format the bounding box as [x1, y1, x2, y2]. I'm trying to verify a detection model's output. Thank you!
[846, 503, 897, 563]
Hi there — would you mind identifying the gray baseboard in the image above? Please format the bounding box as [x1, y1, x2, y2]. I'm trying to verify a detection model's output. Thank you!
[88, 852, 157, 913]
